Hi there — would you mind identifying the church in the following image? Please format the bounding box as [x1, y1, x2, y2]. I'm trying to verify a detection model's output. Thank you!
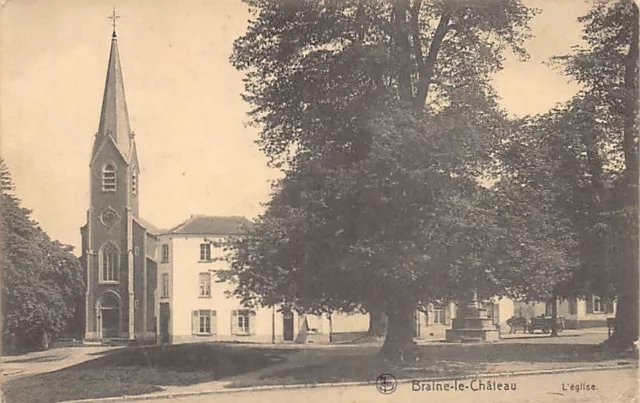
[81, 28, 159, 342]
[80, 28, 368, 343]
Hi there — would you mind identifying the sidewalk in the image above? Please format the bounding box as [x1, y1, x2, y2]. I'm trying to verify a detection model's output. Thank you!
[0, 345, 117, 379]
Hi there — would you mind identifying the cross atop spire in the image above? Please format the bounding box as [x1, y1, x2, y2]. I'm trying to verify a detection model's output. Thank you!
[94, 19, 132, 159]
[109, 7, 120, 37]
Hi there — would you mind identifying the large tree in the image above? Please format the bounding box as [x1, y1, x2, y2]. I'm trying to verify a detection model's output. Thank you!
[1, 161, 84, 351]
[225, 0, 572, 359]
[552, 0, 638, 348]
[496, 101, 615, 336]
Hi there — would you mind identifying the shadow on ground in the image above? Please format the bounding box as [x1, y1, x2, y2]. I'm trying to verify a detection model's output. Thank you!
[5, 355, 67, 364]
[230, 342, 637, 388]
[419, 342, 623, 362]
[1, 343, 300, 403]
[494, 334, 581, 341]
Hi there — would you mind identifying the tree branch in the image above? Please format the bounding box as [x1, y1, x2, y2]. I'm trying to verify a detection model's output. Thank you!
[410, 0, 424, 72]
[393, 0, 414, 103]
[414, 11, 451, 110]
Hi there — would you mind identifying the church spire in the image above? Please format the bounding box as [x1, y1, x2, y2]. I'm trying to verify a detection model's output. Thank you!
[97, 16, 131, 158]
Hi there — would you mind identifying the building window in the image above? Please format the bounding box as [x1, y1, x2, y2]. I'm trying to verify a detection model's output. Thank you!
[131, 169, 137, 195]
[161, 244, 169, 263]
[161, 273, 169, 298]
[231, 309, 256, 335]
[102, 163, 116, 192]
[568, 298, 577, 315]
[545, 301, 553, 316]
[192, 310, 216, 335]
[99, 242, 119, 282]
[592, 295, 604, 313]
[134, 246, 139, 256]
[200, 243, 211, 261]
[135, 299, 139, 309]
[199, 272, 211, 297]
[433, 308, 445, 324]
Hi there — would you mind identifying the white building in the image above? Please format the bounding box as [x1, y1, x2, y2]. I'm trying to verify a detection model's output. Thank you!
[155, 215, 368, 344]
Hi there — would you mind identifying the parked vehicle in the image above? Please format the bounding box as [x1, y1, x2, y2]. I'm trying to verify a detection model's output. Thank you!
[528, 315, 565, 334]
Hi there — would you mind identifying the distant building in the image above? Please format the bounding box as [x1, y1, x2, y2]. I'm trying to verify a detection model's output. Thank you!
[512, 296, 615, 329]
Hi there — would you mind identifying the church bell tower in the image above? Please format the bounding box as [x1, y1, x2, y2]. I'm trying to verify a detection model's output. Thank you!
[81, 20, 153, 342]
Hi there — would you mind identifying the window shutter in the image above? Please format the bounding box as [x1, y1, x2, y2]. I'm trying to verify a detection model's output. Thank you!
[192, 311, 199, 334]
[586, 295, 593, 314]
[492, 303, 500, 326]
[211, 310, 217, 335]
[231, 310, 238, 335]
[249, 311, 257, 335]
[605, 299, 614, 314]
[444, 305, 451, 325]
[569, 298, 577, 315]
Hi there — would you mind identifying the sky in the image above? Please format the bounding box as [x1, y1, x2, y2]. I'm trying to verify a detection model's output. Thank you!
[0, 0, 591, 252]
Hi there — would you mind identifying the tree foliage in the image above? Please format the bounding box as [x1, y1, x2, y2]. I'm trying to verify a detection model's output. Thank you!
[1, 160, 84, 350]
[225, 0, 573, 359]
[550, 0, 639, 347]
[498, 0, 638, 346]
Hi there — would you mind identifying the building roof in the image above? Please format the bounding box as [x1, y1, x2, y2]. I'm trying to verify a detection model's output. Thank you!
[163, 215, 252, 236]
[94, 32, 132, 159]
[134, 217, 165, 236]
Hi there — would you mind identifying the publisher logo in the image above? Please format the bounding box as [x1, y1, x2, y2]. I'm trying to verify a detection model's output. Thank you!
[376, 373, 397, 394]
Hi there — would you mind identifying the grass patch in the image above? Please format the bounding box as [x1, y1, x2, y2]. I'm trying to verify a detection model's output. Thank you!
[1, 343, 298, 403]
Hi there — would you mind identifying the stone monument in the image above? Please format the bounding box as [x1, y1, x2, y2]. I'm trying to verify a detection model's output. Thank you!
[446, 291, 500, 342]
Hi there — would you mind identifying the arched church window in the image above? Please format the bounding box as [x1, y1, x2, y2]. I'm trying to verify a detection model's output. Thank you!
[131, 169, 137, 195]
[102, 164, 117, 192]
[100, 242, 119, 282]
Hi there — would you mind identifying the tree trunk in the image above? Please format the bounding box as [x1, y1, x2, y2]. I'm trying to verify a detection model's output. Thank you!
[367, 309, 388, 337]
[550, 293, 559, 337]
[607, 220, 639, 349]
[392, 0, 414, 104]
[379, 302, 418, 362]
[609, 284, 639, 348]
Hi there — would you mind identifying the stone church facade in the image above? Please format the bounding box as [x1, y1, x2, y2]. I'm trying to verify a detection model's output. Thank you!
[81, 30, 158, 342]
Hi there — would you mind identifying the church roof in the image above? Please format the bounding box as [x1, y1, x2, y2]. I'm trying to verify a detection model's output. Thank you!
[163, 215, 252, 236]
[134, 217, 165, 236]
[95, 32, 132, 159]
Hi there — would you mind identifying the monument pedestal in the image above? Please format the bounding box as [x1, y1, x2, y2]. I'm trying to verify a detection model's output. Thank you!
[446, 297, 500, 343]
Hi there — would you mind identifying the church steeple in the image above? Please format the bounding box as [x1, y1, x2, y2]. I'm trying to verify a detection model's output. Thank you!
[96, 29, 132, 159]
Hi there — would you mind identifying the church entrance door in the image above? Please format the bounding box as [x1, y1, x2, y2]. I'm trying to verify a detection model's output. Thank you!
[97, 291, 121, 340]
[101, 309, 120, 338]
